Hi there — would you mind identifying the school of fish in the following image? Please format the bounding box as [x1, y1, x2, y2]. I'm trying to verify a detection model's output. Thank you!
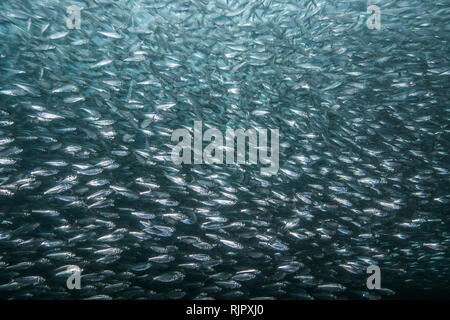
[0, 0, 449, 299]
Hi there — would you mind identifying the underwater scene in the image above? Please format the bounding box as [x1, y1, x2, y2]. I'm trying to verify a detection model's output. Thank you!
[0, 0, 449, 300]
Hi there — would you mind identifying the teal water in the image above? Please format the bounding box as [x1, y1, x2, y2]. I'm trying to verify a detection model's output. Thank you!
[0, 0, 449, 300]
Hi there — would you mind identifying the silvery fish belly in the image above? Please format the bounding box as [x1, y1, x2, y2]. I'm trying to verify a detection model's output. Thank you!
[0, 0, 448, 300]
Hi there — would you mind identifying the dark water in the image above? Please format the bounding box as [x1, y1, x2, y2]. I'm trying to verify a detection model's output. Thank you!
[0, 0, 449, 300]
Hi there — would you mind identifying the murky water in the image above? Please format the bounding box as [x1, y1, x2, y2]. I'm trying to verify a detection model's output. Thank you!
[0, 0, 448, 299]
